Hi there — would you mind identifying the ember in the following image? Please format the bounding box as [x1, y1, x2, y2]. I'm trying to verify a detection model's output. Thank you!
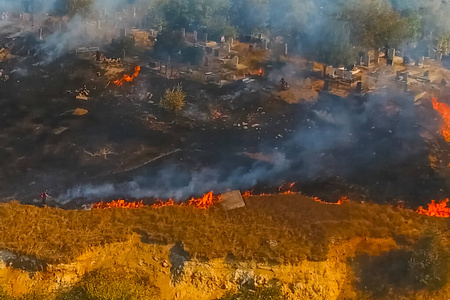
[417, 199, 450, 217]
[431, 97, 450, 142]
[314, 196, 348, 205]
[113, 66, 141, 87]
[93, 199, 144, 209]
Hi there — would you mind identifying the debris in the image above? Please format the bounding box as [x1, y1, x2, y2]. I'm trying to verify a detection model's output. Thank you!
[220, 190, 246, 211]
[73, 108, 88, 116]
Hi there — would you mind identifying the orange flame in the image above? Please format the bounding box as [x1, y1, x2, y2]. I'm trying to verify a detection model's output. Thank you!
[151, 198, 175, 209]
[151, 192, 216, 209]
[114, 66, 141, 87]
[417, 199, 450, 217]
[314, 196, 348, 205]
[432, 97, 450, 142]
[184, 191, 215, 209]
[93, 199, 144, 209]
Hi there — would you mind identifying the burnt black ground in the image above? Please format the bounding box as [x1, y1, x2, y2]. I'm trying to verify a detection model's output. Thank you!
[1, 33, 449, 208]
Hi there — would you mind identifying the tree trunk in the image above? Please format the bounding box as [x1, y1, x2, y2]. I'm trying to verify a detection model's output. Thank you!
[323, 64, 327, 78]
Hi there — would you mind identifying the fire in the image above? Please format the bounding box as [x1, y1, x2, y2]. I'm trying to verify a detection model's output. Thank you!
[113, 66, 141, 87]
[151, 198, 174, 209]
[184, 191, 215, 209]
[152, 191, 216, 209]
[93, 199, 144, 209]
[431, 97, 450, 142]
[417, 199, 450, 217]
[314, 196, 348, 205]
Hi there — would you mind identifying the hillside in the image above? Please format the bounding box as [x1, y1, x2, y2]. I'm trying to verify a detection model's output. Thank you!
[0, 194, 449, 299]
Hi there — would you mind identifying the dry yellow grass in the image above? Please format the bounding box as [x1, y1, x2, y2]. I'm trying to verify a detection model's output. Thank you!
[0, 194, 444, 265]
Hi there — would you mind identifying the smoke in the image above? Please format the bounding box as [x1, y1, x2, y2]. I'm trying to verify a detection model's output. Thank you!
[58, 152, 290, 203]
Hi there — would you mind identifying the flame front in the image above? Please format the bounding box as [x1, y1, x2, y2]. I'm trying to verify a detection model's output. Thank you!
[113, 66, 141, 87]
[432, 97, 450, 142]
[417, 199, 450, 217]
[184, 191, 215, 209]
[93, 199, 144, 209]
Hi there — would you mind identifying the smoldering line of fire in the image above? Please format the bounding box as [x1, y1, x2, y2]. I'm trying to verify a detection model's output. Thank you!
[59, 92, 427, 204]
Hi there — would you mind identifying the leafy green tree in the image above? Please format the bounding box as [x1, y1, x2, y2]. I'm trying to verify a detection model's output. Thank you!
[153, 30, 185, 60]
[68, 0, 92, 17]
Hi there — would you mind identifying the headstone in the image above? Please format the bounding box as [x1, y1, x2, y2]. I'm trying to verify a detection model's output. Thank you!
[436, 52, 443, 61]
[204, 56, 209, 66]
[181, 28, 186, 38]
[356, 81, 362, 93]
[326, 67, 335, 77]
[363, 53, 371, 66]
[335, 69, 344, 79]
[193, 30, 198, 42]
[97, 20, 101, 30]
[120, 28, 126, 38]
[228, 37, 234, 47]
[225, 43, 231, 54]
[221, 36, 225, 43]
[258, 33, 262, 39]
[304, 77, 312, 88]
[424, 70, 429, 78]
[263, 39, 268, 50]
[38, 28, 43, 40]
[204, 33, 208, 43]
[22, 13, 30, 21]
[387, 48, 395, 59]
[305, 61, 314, 72]
[133, 6, 136, 18]
[214, 48, 219, 57]
[323, 79, 330, 91]
[249, 44, 253, 52]
[206, 47, 213, 54]
[284, 43, 288, 56]
[345, 71, 353, 81]
[232, 56, 239, 68]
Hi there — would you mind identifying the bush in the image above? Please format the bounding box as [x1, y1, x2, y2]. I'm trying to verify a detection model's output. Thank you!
[219, 285, 284, 300]
[56, 269, 159, 300]
[409, 230, 449, 291]
[160, 84, 186, 111]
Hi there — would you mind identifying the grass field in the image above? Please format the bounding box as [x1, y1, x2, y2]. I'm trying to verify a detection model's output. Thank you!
[0, 194, 449, 299]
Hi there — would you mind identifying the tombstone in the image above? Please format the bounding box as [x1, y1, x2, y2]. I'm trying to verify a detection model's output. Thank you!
[133, 6, 136, 18]
[232, 56, 239, 68]
[356, 81, 362, 93]
[323, 79, 330, 91]
[120, 28, 126, 38]
[363, 53, 371, 66]
[284, 43, 288, 56]
[38, 28, 43, 40]
[344, 71, 353, 81]
[326, 67, 335, 77]
[441, 79, 447, 86]
[214, 48, 220, 57]
[249, 44, 253, 52]
[181, 28, 186, 38]
[97, 20, 101, 30]
[228, 37, 234, 47]
[225, 43, 231, 54]
[258, 33, 262, 39]
[22, 13, 30, 21]
[263, 39, 268, 50]
[387, 48, 395, 59]
[220, 36, 225, 43]
[396, 71, 401, 81]
[335, 69, 344, 79]
[204, 33, 208, 43]
[193, 30, 198, 42]
[436, 52, 443, 61]
[305, 61, 314, 72]
[424, 70, 430, 78]
[206, 47, 213, 55]
[204, 56, 209, 66]
[304, 77, 312, 88]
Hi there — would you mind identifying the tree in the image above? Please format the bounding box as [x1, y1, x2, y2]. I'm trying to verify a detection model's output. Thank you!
[153, 30, 185, 60]
[340, 0, 417, 61]
[301, 19, 356, 76]
[160, 84, 186, 111]
[67, 0, 92, 17]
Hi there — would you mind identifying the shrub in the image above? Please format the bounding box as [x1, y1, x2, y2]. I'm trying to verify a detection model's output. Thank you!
[219, 285, 284, 300]
[160, 84, 186, 111]
[56, 269, 159, 300]
[409, 230, 449, 291]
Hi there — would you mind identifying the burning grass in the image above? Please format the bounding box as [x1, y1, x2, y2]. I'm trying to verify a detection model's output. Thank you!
[417, 199, 450, 217]
[432, 97, 450, 142]
[0, 194, 444, 265]
[113, 66, 141, 87]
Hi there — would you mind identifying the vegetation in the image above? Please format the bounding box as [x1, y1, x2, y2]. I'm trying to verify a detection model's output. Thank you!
[219, 284, 284, 300]
[160, 84, 186, 111]
[56, 269, 160, 300]
[0, 195, 444, 265]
